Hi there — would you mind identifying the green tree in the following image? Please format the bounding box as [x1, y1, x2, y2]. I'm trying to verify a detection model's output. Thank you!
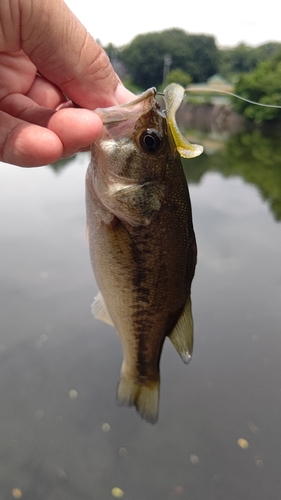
[253, 42, 281, 65]
[120, 29, 219, 89]
[219, 42, 281, 81]
[163, 68, 192, 88]
[233, 58, 281, 123]
[219, 43, 259, 80]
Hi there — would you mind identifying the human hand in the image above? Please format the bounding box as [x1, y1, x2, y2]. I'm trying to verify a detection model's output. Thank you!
[0, 0, 134, 167]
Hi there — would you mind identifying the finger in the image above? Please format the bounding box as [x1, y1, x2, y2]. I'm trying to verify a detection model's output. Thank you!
[0, 111, 63, 166]
[1, 93, 56, 127]
[26, 74, 67, 108]
[19, 0, 121, 109]
[0, 50, 36, 98]
[47, 108, 103, 158]
[0, 50, 67, 108]
[0, 107, 103, 166]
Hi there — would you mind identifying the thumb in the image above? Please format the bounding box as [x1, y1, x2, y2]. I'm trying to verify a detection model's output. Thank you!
[20, 0, 132, 108]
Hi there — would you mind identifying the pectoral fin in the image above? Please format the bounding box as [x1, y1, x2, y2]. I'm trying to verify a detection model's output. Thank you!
[91, 291, 114, 327]
[169, 297, 194, 363]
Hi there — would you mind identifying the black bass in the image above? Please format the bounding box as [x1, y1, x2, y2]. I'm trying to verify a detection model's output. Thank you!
[86, 84, 203, 423]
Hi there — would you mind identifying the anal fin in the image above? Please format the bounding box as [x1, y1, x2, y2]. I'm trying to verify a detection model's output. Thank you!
[91, 290, 114, 327]
[169, 297, 194, 363]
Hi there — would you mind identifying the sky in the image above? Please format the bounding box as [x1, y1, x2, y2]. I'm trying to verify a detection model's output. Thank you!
[65, 0, 281, 49]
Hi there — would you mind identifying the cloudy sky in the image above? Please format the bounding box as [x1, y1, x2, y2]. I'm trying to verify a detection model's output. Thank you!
[65, 0, 281, 48]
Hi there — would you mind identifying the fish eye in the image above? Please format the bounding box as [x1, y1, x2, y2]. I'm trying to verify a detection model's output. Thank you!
[139, 129, 163, 153]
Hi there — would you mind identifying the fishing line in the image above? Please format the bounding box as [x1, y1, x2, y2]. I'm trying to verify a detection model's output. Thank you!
[185, 87, 281, 109]
[186, 87, 281, 109]
[157, 87, 281, 109]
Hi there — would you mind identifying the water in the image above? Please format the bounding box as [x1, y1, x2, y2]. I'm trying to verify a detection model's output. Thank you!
[0, 131, 281, 499]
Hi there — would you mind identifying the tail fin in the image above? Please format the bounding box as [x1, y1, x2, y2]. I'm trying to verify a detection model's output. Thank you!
[117, 373, 160, 424]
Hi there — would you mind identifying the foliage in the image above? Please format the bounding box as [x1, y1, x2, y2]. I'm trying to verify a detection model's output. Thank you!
[219, 42, 281, 81]
[104, 33, 281, 125]
[219, 43, 257, 80]
[119, 29, 219, 89]
[162, 68, 192, 88]
[233, 58, 281, 123]
[254, 42, 281, 66]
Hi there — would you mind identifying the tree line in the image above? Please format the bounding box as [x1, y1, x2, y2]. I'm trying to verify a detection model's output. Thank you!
[103, 29, 281, 123]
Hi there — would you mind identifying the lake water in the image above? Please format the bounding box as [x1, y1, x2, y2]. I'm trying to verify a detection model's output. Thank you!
[1, 130, 281, 499]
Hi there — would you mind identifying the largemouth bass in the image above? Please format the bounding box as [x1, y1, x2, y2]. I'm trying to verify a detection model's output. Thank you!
[86, 84, 203, 423]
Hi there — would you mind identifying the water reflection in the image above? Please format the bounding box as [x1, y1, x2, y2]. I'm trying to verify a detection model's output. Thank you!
[0, 129, 281, 499]
[183, 129, 281, 220]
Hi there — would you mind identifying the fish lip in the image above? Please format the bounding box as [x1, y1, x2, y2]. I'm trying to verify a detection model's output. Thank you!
[94, 88, 158, 125]
[117, 87, 157, 108]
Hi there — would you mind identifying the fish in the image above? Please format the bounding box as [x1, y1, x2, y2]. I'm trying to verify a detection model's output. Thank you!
[85, 83, 203, 423]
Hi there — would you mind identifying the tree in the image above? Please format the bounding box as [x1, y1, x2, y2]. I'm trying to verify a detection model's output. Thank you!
[219, 42, 281, 81]
[120, 29, 219, 89]
[253, 42, 281, 65]
[219, 43, 259, 80]
[163, 68, 192, 88]
[233, 57, 281, 123]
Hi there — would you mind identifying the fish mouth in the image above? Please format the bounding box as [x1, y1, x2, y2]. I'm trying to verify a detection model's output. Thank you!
[95, 88, 158, 126]
[118, 87, 157, 107]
